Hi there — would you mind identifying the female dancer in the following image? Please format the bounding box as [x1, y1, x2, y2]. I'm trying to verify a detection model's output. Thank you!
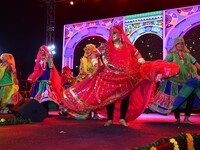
[60, 25, 180, 124]
[61, 66, 75, 89]
[0, 53, 19, 113]
[149, 37, 200, 124]
[76, 44, 102, 83]
[28, 45, 61, 112]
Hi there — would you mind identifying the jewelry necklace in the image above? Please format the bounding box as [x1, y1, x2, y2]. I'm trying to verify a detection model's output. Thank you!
[114, 43, 121, 49]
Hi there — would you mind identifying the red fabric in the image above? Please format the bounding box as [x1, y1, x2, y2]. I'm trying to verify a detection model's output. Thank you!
[96, 60, 180, 121]
[60, 25, 180, 121]
[60, 66, 73, 86]
[140, 60, 180, 81]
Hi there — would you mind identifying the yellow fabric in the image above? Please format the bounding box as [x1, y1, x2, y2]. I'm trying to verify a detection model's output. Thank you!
[0, 53, 16, 82]
[83, 44, 96, 53]
[0, 53, 18, 108]
[13, 84, 19, 93]
[82, 57, 88, 73]
[1, 53, 16, 67]
[0, 85, 15, 107]
[0, 65, 7, 80]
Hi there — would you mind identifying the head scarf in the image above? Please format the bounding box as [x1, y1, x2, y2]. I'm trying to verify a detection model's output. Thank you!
[62, 66, 72, 75]
[107, 25, 135, 50]
[61, 66, 74, 86]
[170, 37, 190, 52]
[36, 45, 52, 63]
[101, 25, 139, 71]
[83, 44, 96, 54]
[0, 53, 16, 68]
[0, 53, 16, 80]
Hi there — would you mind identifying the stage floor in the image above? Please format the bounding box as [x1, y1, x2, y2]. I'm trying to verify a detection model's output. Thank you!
[1, 111, 200, 150]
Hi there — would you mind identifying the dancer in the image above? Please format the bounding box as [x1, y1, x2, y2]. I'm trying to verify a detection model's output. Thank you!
[149, 37, 200, 124]
[60, 66, 75, 89]
[28, 45, 61, 112]
[59, 25, 180, 125]
[77, 44, 103, 119]
[76, 44, 102, 83]
[61, 44, 103, 119]
[0, 53, 20, 113]
[172, 77, 200, 124]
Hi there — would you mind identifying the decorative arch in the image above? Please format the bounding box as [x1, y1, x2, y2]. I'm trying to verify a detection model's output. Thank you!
[164, 6, 200, 58]
[62, 17, 124, 69]
[128, 25, 162, 44]
[125, 11, 163, 44]
[63, 26, 109, 69]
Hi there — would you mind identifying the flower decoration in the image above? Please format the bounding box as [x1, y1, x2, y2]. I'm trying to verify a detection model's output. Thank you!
[186, 133, 195, 150]
[0, 117, 32, 126]
[150, 146, 157, 150]
[0, 118, 6, 122]
[170, 138, 180, 150]
[134, 133, 200, 150]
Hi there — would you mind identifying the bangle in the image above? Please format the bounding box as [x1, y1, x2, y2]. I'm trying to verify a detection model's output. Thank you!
[134, 50, 139, 56]
[138, 58, 145, 64]
[91, 58, 98, 66]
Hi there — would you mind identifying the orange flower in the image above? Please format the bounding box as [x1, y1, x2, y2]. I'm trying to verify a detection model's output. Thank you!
[186, 133, 195, 150]
[150, 146, 157, 150]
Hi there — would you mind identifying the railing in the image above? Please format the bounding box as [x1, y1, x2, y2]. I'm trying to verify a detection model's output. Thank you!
[18, 80, 32, 98]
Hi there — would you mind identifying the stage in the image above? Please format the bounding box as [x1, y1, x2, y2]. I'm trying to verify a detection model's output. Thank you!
[1, 110, 200, 150]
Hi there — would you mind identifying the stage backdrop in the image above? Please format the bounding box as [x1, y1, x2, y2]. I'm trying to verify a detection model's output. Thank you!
[62, 4, 200, 76]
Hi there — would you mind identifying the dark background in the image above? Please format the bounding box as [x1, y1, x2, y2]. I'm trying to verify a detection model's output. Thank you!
[0, 0, 199, 80]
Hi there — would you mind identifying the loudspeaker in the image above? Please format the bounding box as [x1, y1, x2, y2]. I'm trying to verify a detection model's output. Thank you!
[11, 99, 48, 122]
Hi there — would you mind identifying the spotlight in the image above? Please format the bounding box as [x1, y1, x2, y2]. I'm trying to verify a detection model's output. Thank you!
[47, 44, 56, 55]
[51, 50, 56, 55]
[69, 1, 74, 5]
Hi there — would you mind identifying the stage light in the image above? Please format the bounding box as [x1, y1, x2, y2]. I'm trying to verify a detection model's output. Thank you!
[47, 44, 56, 55]
[51, 50, 56, 55]
[70, 1, 74, 5]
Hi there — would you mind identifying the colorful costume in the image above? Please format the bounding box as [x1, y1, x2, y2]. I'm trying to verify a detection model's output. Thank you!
[0, 53, 20, 113]
[173, 77, 200, 109]
[28, 45, 61, 105]
[60, 66, 75, 89]
[76, 44, 102, 83]
[149, 37, 198, 115]
[60, 25, 180, 121]
[61, 44, 103, 119]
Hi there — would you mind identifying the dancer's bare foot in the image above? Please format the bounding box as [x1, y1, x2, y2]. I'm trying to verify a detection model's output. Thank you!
[104, 120, 112, 126]
[93, 114, 102, 120]
[183, 119, 193, 125]
[173, 119, 180, 125]
[119, 119, 128, 127]
[59, 110, 68, 118]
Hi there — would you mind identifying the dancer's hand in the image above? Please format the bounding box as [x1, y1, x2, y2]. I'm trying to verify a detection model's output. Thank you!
[196, 75, 200, 80]
[48, 80, 52, 85]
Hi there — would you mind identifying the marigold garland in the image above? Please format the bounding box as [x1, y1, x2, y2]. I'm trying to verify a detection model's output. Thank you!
[150, 146, 157, 150]
[170, 138, 180, 150]
[0, 117, 32, 126]
[0, 118, 6, 122]
[186, 133, 195, 150]
[137, 132, 200, 150]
